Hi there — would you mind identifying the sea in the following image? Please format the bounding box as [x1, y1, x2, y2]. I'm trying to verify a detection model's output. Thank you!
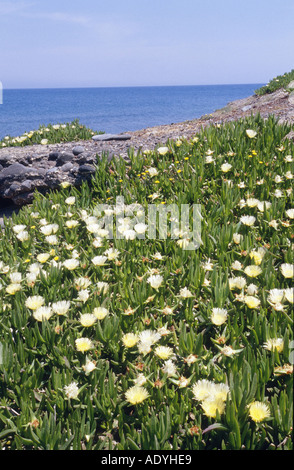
[0, 84, 263, 140]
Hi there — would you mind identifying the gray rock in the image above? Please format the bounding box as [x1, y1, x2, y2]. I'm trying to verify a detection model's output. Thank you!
[56, 152, 74, 167]
[78, 164, 96, 174]
[60, 162, 74, 172]
[72, 145, 85, 155]
[92, 133, 132, 142]
[48, 151, 60, 161]
[287, 80, 294, 90]
[0, 163, 34, 181]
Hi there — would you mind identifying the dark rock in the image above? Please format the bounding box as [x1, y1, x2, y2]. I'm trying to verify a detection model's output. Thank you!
[78, 164, 96, 174]
[48, 151, 60, 161]
[0, 155, 14, 167]
[60, 162, 74, 172]
[56, 152, 74, 167]
[0, 163, 32, 181]
[72, 146, 85, 155]
[92, 133, 132, 142]
[76, 153, 96, 164]
[0, 164, 3, 172]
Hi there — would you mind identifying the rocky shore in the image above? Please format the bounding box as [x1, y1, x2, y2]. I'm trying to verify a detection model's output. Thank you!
[1, 86, 294, 227]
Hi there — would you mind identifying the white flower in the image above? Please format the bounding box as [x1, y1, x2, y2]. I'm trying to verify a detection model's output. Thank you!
[240, 215, 256, 226]
[104, 248, 120, 260]
[257, 201, 271, 212]
[9, 272, 22, 284]
[134, 223, 148, 234]
[246, 198, 259, 208]
[25, 295, 45, 310]
[284, 288, 294, 303]
[285, 208, 294, 219]
[246, 129, 257, 138]
[211, 308, 228, 325]
[157, 146, 169, 155]
[64, 382, 79, 399]
[280, 263, 294, 278]
[93, 306, 109, 320]
[231, 261, 243, 270]
[83, 358, 96, 375]
[221, 163, 232, 173]
[162, 359, 177, 377]
[40, 224, 59, 236]
[65, 196, 76, 205]
[232, 233, 243, 244]
[33, 306, 53, 322]
[179, 287, 193, 298]
[148, 167, 159, 177]
[229, 276, 246, 290]
[147, 274, 163, 289]
[92, 255, 107, 266]
[16, 231, 29, 242]
[63, 259, 79, 270]
[52, 300, 71, 315]
[77, 289, 90, 302]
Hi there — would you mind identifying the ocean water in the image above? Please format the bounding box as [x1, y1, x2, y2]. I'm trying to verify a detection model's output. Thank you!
[0, 84, 263, 140]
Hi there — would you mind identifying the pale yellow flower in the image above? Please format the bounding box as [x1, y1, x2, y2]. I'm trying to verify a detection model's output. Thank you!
[244, 265, 262, 277]
[79, 313, 97, 327]
[75, 337, 94, 352]
[243, 295, 261, 309]
[211, 308, 228, 325]
[280, 263, 294, 278]
[93, 306, 109, 320]
[33, 306, 53, 322]
[263, 338, 284, 353]
[125, 385, 149, 404]
[6, 283, 22, 295]
[248, 401, 270, 422]
[154, 345, 174, 360]
[201, 397, 226, 418]
[37, 253, 50, 264]
[25, 295, 45, 310]
[122, 333, 139, 348]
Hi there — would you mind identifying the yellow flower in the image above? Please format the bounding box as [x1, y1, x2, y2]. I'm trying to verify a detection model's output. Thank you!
[125, 385, 149, 404]
[280, 263, 294, 278]
[211, 308, 228, 325]
[263, 338, 284, 353]
[248, 401, 270, 423]
[79, 314, 97, 327]
[25, 295, 45, 310]
[6, 283, 22, 295]
[37, 253, 50, 264]
[93, 306, 109, 320]
[122, 333, 139, 348]
[201, 397, 226, 418]
[244, 265, 262, 277]
[243, 295, 261, 309]
[154, 345, 174, 360]
[75, 337, 94, 352]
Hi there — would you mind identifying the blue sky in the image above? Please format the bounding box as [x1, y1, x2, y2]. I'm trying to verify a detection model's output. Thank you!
[1, 0, 294, 88]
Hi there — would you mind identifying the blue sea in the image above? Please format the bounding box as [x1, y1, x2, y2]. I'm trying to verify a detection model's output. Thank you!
[0, 84, 263, 140]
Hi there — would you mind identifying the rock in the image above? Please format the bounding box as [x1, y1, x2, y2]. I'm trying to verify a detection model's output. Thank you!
[242, 105, 252, 112]
[60, 162, 74, 172]
[72, 145, 85, 155]
[56, 152, 74, 167]
[78, 164, 96, 174]
[287, 80, 294, 90]
[0, 155, 14, 167]
[0, 163, 36, 181]
[48, 151, 60, 161]
[92, 133, 132, 142]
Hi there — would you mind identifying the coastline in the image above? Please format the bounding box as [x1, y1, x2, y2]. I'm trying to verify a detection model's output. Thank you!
[1, 87, 294, 227]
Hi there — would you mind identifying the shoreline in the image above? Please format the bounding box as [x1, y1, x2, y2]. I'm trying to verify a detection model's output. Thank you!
[1, 87, 294, 227]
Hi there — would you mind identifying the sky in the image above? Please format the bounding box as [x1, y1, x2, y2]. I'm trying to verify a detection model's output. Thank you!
[0, 0, 294, 89]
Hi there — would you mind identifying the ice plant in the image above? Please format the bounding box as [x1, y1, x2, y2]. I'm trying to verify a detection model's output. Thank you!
[248, 401, 271, 423]
[125, 385, 149, 405]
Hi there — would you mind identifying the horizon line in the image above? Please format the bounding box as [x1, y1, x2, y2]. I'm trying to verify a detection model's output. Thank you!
[3, 82, 265, 91]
